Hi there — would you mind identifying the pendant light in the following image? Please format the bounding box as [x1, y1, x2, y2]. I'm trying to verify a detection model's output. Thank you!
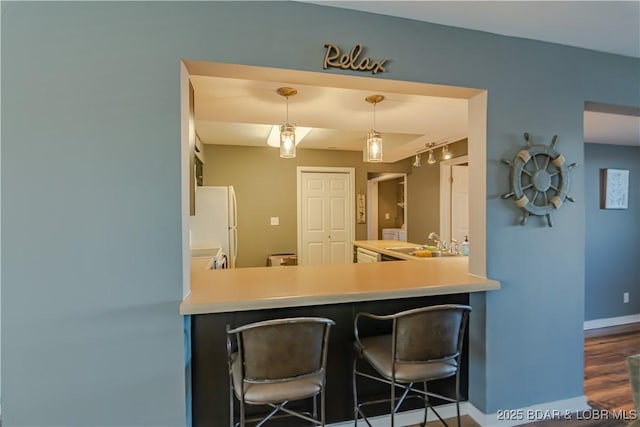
[427, 143, 436, 164]
[412, 154, 422, 168]
[277, 87, 298, 158]
[364, 94, 384, 162]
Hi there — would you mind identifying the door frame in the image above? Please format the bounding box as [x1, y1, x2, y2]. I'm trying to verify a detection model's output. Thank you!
[296, 166, 356, 264]
[366, 173, 407, 240]
[439, 155, 469, 244]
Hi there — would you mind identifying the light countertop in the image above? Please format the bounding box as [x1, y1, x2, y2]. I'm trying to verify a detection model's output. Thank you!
[180, 246, 500, 315]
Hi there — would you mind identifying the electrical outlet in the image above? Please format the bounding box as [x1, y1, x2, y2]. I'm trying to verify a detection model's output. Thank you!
[624, 292, 630, 304]
[270, 217, 279, 226]
[385, 213, 390, 220]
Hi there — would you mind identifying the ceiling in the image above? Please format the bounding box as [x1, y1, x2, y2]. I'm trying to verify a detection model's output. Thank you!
[193, 2, 639, 160]
[304, 1, 640, 59]
[192, 74, 472, 162]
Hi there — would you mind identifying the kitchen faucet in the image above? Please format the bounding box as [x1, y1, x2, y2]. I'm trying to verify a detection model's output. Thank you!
[427, 232, 442, 249]
[449, 238, 459, 254]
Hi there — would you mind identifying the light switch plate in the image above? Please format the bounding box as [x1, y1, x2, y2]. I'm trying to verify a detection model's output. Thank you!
[270, 217, 279, 226]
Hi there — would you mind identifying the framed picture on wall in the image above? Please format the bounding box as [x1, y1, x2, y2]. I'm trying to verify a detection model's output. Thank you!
[600, 168, 629, 209]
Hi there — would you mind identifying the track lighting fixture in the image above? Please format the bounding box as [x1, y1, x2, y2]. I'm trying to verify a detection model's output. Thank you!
[442, 145, 452, 160]
[427, 149, 436, 164]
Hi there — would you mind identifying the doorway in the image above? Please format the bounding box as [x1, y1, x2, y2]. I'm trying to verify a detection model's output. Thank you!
[297, 166, 355, 265]
[439, 155, 469, 247]
[366, 173, 407, 240]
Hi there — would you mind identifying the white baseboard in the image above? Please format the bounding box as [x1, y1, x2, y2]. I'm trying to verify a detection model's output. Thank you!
[328, 396, 589, 427]
[467, 395, 590, 427]
[584, 314, 640, 330]
[328, 402, 468, 427]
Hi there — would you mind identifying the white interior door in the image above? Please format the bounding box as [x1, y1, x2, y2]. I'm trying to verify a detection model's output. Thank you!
[451, 165, 469, 244]
[300, 172, 351, 265]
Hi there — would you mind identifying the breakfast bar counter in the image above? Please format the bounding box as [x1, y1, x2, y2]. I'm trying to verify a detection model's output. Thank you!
[183, 252, 499, 425]
[180, 253, 499, 315]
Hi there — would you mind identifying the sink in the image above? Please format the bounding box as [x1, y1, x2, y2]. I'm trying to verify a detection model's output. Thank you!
[385, 247, 460, 258]
[385, 246, 422, 255]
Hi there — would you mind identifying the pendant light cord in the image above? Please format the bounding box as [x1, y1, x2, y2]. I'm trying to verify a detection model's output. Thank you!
[373, 102, 377, 130]
[284, 96, 289, 124]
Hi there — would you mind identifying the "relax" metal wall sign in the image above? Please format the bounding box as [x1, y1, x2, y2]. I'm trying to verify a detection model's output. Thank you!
[323, 43, 388, 74]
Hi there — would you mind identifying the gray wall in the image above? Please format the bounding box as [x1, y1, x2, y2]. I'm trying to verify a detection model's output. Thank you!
[2, 1, 639, 424]
[585, 143, 640, 320]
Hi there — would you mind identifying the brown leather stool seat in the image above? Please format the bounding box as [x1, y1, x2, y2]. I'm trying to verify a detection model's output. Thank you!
[227, 317, 335, 426]
[359, 334, 459, 383]
[352, 304, 471, 427]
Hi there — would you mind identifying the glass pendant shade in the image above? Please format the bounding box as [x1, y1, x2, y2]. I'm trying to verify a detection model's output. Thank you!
[364, 94, 384, 163]
[276, 87, 298, 159]
[427, 150, 436, 164]
[365, 130, 383, 162]
[279, 123, 296, 158]
[413, 154, 422, 167]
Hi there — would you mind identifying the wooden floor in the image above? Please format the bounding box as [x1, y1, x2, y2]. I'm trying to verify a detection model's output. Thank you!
[515, 322, 639, 427]
[409, 323, 640, 427]
[516, 414, 628, 427]
[584, 322, 640, 414]
[410, 414, 628, 427]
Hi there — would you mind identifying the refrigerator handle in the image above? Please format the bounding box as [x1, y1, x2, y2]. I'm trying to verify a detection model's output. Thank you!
[229, 186, 238, 268]
[230, 186, 237, 228]
[233, 227, 238, 263]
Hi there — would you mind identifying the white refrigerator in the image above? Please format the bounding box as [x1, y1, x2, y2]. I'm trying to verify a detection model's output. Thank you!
[190, 186, 238, 268]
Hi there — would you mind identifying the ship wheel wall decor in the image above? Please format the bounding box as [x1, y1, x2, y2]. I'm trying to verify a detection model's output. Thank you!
[501, 133, 577, 227]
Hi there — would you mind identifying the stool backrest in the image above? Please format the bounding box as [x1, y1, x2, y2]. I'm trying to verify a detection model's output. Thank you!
[229, 317, 334, 382]
[394, 305, 471, 363]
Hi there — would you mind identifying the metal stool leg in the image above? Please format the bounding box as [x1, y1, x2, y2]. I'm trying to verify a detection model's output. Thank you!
[321, 388, 326, 426]
[229, 382, 233, 427]
[455, 370, 461, 427]
[390, 377, 395, 427]
[352, 357, 359, 426]
[421, 381, 428, 427]
[313, 393, 318, 420]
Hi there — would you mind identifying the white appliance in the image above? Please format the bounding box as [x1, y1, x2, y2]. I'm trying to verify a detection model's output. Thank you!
[356, 247, 381, 263]
[190, 186, 238, 268]
[191, 245, 227, 269]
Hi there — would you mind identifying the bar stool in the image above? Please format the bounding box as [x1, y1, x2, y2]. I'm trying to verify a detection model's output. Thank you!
[352, 304, 471, 427]
[227, 317, 335, 426]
